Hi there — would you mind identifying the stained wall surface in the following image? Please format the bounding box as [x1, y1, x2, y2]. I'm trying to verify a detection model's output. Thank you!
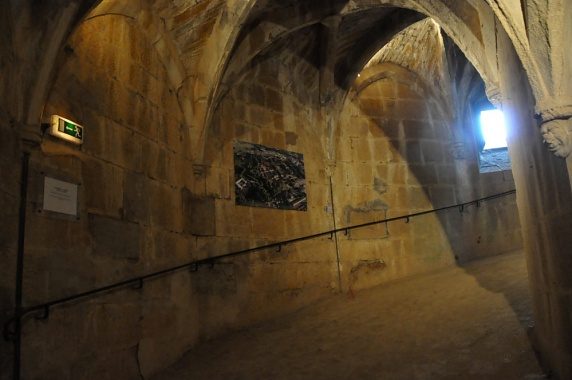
[2, 1, 572, 379]
[496, 28, 572, 379]
[332, 48, 521, 291]
[1, 1, 23, 376]
[1, 12, 525, 379]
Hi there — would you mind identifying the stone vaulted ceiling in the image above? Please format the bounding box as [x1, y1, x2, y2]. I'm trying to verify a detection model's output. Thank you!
[156, 0, 227, 72]
[106, 0, 494, 161]
[210, 0, 427, 112]
[82, 0, 569, 162]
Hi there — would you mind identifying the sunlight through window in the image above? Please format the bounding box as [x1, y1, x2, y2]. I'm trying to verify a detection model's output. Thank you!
[480, 109, 507, 150]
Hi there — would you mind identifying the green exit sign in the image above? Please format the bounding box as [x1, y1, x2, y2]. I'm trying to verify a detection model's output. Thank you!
[62, 120, 83, 139]
[49, 115, 84, 145]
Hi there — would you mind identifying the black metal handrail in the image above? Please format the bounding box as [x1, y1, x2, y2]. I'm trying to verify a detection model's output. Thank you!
[3, 189, 516, 339]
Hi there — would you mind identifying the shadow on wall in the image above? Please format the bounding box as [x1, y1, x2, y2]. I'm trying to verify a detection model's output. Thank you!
[334, 50, 526, 321]
[349, 62, 522, 262]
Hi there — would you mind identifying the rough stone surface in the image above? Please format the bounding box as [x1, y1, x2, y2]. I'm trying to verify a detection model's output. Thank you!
[89, 214, 141, 260]
[154, 253, 544, 380]
[0, 0, 571, 379]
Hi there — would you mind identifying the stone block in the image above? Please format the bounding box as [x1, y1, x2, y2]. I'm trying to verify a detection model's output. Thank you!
[375, 164, 390, 181]
[206, 167, 230, 199]
[351, 137, 372, 162]
[161, 116, 183, 153]
[152, 229, 193, 264]
[258, 73, 282, 89]
[249, 105, 273, 126]
[371, 139, 392, 164]
[26, 179, 91, 243]
[403, 141, 422, 163]
[358, 98, 383, 116]
[123, 171, 150, 224]
[251, 207, 285, 238]
[348, 258, 388, 290]
[165, 152, 184, 188]
[396, 83, 419, 99]
[373, 118, 401, 140]
[182, 188, 215, 236]
[374, 81, 396, 98]
[407, 164, 438, 185]
[81, 110, 106, 158]
[110, 121, 144, 172]
[149, 181, 182, 232]
[428, 186, 456, 208]
[261, 129, 284, 149]
[247, 83, 266, 107]
[403, 119, 434, 139]
[215, 201, 252, 238]
[391, 164, 408, 185]
[193, 262, 238, 295]
[421, 140, 445, 163]
[146, 74, 164, 107]
[284, 212, 313, 237]
[386, 216, 411, 238]
[436, 164, 458, 185]
[398, 99, 429, 120]
[382, 99, 399, 118]
[285, 131, 298, 146]
[82, 158, 123, 218]
[142, 140, 168, 182]
[89, 214, 141, 260]
[433, 121, 453, 139]
[273, 112, 285, 131]
[265, 87, 283, 112]
[348, 210, 388, 240]
[396, 186, 431, 210]
[348, 163, 373, 186]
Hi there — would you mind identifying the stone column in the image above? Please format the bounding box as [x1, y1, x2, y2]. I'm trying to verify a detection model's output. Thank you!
[497, 25, 572, 380]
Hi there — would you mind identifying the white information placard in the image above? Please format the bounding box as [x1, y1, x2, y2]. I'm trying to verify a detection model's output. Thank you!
[43, 177, 78, 216]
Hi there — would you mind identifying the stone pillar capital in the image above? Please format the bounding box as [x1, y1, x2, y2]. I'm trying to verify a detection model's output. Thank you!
[535, 102, 572, 124]
[534, 101, 572, 158]
[485, 83, 502, 107]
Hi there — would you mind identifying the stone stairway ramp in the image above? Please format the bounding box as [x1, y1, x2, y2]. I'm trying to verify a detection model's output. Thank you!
[153, 252, 545, 380]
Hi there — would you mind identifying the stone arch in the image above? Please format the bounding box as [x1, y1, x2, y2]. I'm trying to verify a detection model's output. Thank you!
[341, 0, 500, 105]
[200, 0, 514, 165]
[15, 1, 101, 129]
[43, 0, 188, 129]
[350, 64, 453, 127]
[85, 1, 186, 90]
[183, 0, 261, 163]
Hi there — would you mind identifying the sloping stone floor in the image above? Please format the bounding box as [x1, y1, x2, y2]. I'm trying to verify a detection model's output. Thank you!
[153, 252, 546, 380]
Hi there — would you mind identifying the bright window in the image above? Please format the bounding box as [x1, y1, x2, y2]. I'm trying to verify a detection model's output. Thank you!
[477, 109, 511, 173]
[480, 109, 507, 150]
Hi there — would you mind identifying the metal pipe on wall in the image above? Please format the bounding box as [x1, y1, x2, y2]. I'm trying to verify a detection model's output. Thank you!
[13, 151, 30, 380]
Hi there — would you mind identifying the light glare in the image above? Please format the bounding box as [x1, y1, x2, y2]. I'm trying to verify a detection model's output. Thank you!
[480, 109, 507, 150]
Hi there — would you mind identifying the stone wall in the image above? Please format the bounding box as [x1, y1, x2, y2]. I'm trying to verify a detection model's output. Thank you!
[7, 11, 524, 380]
[332, 62, 521, 292]
[200, 25, 340, 327]
[0, 2, 20, 377]
[19, 15, 198, 379]
[16, 18, 340, 380]
[497, 28, 572, 379]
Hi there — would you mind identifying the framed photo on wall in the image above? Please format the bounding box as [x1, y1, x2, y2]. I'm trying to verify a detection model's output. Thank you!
[233, 141, 307, 211]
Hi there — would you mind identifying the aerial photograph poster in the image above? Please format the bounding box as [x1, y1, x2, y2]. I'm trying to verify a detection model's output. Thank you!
[233, 141, 307, 211]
